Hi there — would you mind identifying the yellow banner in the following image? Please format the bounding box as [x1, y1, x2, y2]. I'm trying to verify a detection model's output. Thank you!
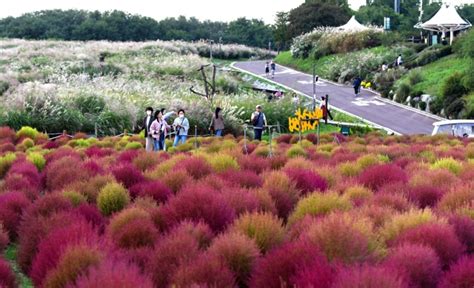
[288, 108, 323, 133]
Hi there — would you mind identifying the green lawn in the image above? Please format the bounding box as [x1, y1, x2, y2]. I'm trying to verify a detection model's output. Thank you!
[398, 55, 469, 96]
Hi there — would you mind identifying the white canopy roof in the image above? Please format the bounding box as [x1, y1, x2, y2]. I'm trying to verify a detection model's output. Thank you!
[337, 16, 369, 32]
[415, 4, 472, 32]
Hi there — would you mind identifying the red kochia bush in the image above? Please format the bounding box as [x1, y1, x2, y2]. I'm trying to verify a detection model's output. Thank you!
[171, 252, 237, 287]
[0, 258, 16, 288]
[0, 142, 15, 153]
[383, 244, 442, 288]
[178, 156, 212, 179]
[0, 126, 16, 143]
[129, 180, 172, 204]
[161, 184, 236, 232]
[73, 203, 105, 231]
[113, 217, 159, 249]
[117, 149, 139, 163]
[221, 187, 260, 216]
[0, 225, 9, 251]
[74, 260, 153, 288]
[438, 256, 474, 288]
[0, 191, 31, 239]
[220, 169, 263, 188]
[332, 265, 404, 288]
[147, 229, 202, 287]
[284, 167, 328, 194]
[393, 223, 465, 267]
[290, 255, 337, 288]
[81, 159, 105, 176]
[111, 163, 145, 188]
[2, 174, 39, 200]
[449, 215, 474, 253]
[359, 163, 407, 191]
[45, 156, 88, 191]
[7, 160, 41, 187]
[85, 146, 114, 158]
[29, 221, 100, 287]
[408, 185, 443, 208]
[250, 239, 330, 288]
[238, 156, 271, 174]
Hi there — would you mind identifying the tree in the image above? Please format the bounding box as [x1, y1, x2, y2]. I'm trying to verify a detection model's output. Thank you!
[287, 2, 351, 39]
[273, 12, 290, 51]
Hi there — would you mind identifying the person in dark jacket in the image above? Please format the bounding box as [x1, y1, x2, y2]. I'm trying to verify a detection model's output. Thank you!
[251, 105, 267, 141]
[143, 107, 154, 151]
[353, 77, 362, 96]
[209, 107, 225, 137]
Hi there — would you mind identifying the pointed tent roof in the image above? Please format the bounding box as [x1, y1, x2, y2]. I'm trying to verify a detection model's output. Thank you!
[337, 16, 369, 32]
[415, 4, 472, 32]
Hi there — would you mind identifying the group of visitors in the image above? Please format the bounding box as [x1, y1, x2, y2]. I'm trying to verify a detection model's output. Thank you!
[265, 60, 277, 79]
[143, 106, 227, 152]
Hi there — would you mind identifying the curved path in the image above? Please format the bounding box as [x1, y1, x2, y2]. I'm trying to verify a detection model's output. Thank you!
[232, 60, 444, 135]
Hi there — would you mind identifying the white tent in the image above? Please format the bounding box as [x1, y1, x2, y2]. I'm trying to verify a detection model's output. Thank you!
[337, 16, 369, 32]
[415, 4, 472, 45]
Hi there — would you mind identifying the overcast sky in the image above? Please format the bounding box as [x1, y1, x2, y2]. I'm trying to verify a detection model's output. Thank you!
[0, 0, 306, 24]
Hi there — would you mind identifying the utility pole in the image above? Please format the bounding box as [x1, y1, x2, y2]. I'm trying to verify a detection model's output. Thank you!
[209, 40, 214, 62]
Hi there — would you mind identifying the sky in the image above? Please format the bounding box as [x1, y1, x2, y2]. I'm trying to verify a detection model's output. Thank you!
[0, 0, 305, 24]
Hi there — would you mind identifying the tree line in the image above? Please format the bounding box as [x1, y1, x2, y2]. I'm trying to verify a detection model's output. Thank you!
[0, 10, 273, 48]
[0, 1, 472, 50]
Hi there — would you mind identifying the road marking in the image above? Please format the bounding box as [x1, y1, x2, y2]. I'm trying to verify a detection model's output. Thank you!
[297, 80, 327, 86]
[352, 98, 386, 107]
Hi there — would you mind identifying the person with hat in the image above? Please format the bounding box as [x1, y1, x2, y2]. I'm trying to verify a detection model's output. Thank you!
[251, 105, 267, 141]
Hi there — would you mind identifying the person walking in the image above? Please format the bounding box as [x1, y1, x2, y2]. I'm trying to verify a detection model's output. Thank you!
[265, 62, 270, 77]
[251, 105, 267, 141]
[270, 60, 276, 79]
[353, 76, 362, 96]
[292, 93, 299, 108]
[150, 110, 167, 151]
[172, 109, 190, 147]
[320, 95, 333, 124]
[209, 107, 225, 137]
[396, 54, 403, 67]
[143, 107, 154, 152]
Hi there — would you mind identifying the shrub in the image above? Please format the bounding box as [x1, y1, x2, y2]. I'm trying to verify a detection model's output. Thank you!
[72, 174, 115, 203]
[332, 265, 404, 288]
[438, 183, 474, 213]
[63, 190, 87, 206]
[171, 253, 237, 287]
[16, 126, 39, 140]
[43, 245, 103, 288]
[0, 126, 16, 142]
[30, 221, 100, 287]
[129, 180, 172, 204]
[178, 156, 212, 179]
[220, 169, 263, 188]
[344, 185, 373, 206]
[286, 144, 308, 158]
[289, 192, 352, 224]
[97, 182, 130, 216]
[0, 258, 16, 288]
[231, 212, 285, 253]
[250, 239, 331, 288]
[125, 141, 142, 150]
[262, 171, 300, 219]
[0, 225, 9, 251]
[111, 163, 145, 189]
[383, 244, 441, 288]
[45, 156, 88, 191]
[304, 213, 382, 263]
[0, 191, 31, 239]
[393, 223, 465, 267]
[74, 260, 153, 288]
[161, 184, 235, 232]
[162, 169, 192, 193]
[449, 215, 474, 253]
[284, 167, 328, 194]
[209, 154, 239, 172]
[221, 187, 261, 215]
[381, 209, 438, 243]
[113, 217, 159, 249]
[208, 232, 260, 286]
[26, 152, 46, 171]
[238, 156, 271, 174]
[407, 185, 443, 208]
[0, 152, 17, 178]
[431, 157, 462, 175]
[147, 229, 202, 287]
[438, 256, 474, 288]
[359, 163, 407, 191]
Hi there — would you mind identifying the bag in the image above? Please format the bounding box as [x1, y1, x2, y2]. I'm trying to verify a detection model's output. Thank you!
[252, 112, 261, 127]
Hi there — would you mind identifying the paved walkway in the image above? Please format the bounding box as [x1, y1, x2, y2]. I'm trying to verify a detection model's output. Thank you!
[233, 60, 444, 135]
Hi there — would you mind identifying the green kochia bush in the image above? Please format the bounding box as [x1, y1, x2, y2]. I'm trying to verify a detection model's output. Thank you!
[97, 182, 130, 216]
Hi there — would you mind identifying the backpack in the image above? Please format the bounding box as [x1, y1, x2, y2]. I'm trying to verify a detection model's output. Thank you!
[252, 112, 261, 127]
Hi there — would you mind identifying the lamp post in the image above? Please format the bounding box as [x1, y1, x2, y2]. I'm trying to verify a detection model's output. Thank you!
[209, 40, 214, 62]
[312, 64, 318, 110]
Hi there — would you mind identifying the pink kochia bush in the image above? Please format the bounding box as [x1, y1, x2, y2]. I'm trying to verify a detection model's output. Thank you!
[332, 265, 404, 288]
[359, 163, 408, 191]
[383, 244, 442, 288]
[161, 184, 236, 232]
[0, 191, 31, 239]
[0, 258, 16, 288]
[393, 223, 465, 267]
[285, 167, 328, 194]
[250, 239, 334, 288]
[111, 163, 145, 188]
[129, 180, 172, 204]
[438, 255, 474, 288]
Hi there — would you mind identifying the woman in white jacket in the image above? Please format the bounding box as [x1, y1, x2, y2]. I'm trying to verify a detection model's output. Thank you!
[172, 109, 190, 147]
